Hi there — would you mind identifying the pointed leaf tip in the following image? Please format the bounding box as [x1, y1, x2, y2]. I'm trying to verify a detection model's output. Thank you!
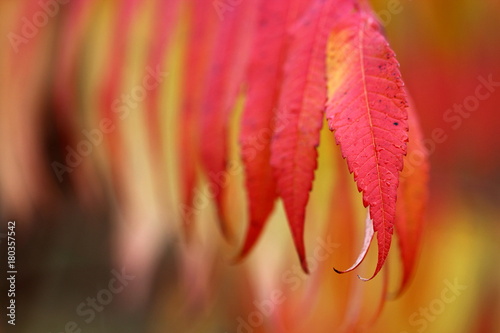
[272, 0, 352, 277]
[326, 8, 409, 280]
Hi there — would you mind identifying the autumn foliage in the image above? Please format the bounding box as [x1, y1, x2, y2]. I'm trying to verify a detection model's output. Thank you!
[181, 0, 429, 289]
[3, 0, 472, 331]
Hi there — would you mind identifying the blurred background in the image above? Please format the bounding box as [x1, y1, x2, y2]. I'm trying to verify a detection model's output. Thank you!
[0, 0, 499, 332]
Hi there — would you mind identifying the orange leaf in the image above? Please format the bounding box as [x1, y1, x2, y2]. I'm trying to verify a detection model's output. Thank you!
[393, 98, 429, 296]
[326, 7, 409, 280]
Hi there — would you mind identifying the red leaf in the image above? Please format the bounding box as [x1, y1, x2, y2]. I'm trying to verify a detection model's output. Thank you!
[393, 98, 429, 296]
[326, 8, 409, 280]
[237, 0, 309, 259]
[271, 0, 354, 273]
[199, 0, 258, 240]
[178, 0, 220, 239]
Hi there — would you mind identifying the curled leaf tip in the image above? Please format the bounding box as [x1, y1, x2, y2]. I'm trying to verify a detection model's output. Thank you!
[333, 267, 346, 274]
[332, 211, 374, 274]
[357, 274, 371, 282]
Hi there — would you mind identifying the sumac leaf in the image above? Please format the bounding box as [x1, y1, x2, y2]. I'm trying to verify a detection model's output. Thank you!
[326, 8, 409, 280]
[271, 0, 355, 273]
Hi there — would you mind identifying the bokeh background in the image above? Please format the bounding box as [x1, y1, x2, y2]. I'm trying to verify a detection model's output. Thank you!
[0, 0, 499, 332]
